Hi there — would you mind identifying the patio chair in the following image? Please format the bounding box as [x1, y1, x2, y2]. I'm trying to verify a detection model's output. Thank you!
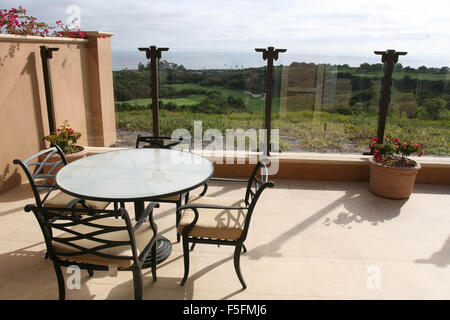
[176, 160, 274, 289]
[136, 134, 207, 242]
[24, 203, 158, 300]
[135, 134, 185, 149]
[13, 144, 109, 210]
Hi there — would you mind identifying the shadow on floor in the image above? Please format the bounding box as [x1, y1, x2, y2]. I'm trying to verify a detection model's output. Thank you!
[324, 193, 406, 228]
[415, 235, 450, 268]
[0, 182, 33, 203]
[247, 187, 406, 260]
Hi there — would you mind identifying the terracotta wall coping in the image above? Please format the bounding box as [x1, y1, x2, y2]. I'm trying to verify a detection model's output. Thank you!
[0, 33, 88, 44]
[0, 31, 113, 44]
[85, 31, 115, 38]
[86, 147, 450, 169]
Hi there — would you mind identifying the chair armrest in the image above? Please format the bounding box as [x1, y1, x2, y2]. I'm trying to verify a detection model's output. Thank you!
[210, 177, 248, 183]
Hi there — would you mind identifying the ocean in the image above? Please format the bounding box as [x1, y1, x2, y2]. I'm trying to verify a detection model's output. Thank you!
[112, 50, 449, 71]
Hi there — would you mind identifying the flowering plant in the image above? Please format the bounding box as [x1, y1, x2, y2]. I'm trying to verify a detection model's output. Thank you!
[41, 120, 82, 154]
[0, 7, 86, 38]
[52, 20, 86, 39]
[369, 136, 424, 167]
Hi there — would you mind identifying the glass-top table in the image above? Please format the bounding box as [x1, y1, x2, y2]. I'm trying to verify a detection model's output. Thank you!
[56, 148, 214, 265]
[56, 148, 213, 202]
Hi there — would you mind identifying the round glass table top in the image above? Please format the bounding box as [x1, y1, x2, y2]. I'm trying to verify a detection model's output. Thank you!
[56, 149, 214, 201]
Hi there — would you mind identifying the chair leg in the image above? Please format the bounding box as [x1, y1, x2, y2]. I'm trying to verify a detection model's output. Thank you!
[53, 262, 65, 300]
[243, 244, 247, 253]
[180, 237, 190, 286]
[234, 244, 247, 290]
[176, 202, 181, 243]
[132, 265, 143, 300]
[190, 243, 196, 251]
[151, 242, 157, 281]
[87, 269, 94, 277]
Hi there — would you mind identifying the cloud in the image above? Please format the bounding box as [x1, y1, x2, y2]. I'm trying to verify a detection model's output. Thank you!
[2, 0, 449, 65]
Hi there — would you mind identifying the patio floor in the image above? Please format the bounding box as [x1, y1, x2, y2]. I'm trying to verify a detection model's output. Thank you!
[0, 179, 449, 300]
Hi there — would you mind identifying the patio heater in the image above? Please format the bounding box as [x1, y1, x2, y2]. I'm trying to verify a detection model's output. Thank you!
[255, 47, 286, 155]
[374, 49, 407, 144]
[138, 45, 169, 136]
[40, 45, 59, 133]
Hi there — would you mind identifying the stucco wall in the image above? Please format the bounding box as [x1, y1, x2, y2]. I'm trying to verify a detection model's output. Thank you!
[0, 32, 117, 194]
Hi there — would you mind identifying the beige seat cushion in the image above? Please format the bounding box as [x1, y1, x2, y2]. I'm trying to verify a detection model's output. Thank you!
[178, 196, 247, 240]
[52, 217, 154, 269]
[44, 191, 109, 210]
[155, 194, 181, 202]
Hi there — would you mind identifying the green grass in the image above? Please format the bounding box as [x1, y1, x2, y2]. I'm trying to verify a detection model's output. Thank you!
[338, 69, 448, 81]
[115, 83, 266, 112]
[113, 82, 449, 155]
[163, 83, 266, 112]
[115, 109, 449, 155]
[161, 95, 205, 106]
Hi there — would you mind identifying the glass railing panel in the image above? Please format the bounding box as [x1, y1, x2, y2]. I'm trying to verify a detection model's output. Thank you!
[157, 49, 266, 154]
[272, 53, 383, 153]
[386, 55, 449, 156]
[112, 50, 153, 148]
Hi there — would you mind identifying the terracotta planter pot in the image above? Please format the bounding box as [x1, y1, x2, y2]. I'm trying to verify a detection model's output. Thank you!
[39, 146, 87, 184]
[368, 157, 421, 199]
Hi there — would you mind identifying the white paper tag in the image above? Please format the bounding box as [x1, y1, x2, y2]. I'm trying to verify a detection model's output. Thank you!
[108, 264, 118, 277]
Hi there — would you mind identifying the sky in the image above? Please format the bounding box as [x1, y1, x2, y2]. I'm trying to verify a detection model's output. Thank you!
[3, 0, 450, 67]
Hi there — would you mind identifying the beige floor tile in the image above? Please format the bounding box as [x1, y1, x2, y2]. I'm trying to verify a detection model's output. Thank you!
[401, 238, 450, 267]
[352, 237, 412, 261]
[0, 241, 55, 280]
[0, 218, 44, 242]
[387, 217, 444, 241]
[425, 220, 450, 241]
[245, 234, 309, 259]
[302, 235, 361, 260]
[1, 180, 449, 300]
[183, 255, 254, 292]
[253, 257, 316, 296]
[309, 258, 381, 299]
[365, 260, 450, 299]
[70, 283, 134, 300]
[192, 288, 316, 300]
[0, 275, 61, 300]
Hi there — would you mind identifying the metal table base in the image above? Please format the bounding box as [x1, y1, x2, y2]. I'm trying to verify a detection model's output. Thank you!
[143, 236, 172, 267]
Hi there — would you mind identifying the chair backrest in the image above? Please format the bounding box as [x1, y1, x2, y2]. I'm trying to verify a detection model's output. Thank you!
[25, 204, 140, 268]
[13, 144, 67, 207]
[244, 159, 273, 207]
[240, 160, 274, 241]
[135, 134, 181, 149]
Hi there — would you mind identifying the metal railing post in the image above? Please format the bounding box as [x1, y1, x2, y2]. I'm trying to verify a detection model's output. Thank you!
[40, 45, 59, 133]
[255, 47, 286, 155]
[374, 49, 407, 144]
[138, 45, 169, 136]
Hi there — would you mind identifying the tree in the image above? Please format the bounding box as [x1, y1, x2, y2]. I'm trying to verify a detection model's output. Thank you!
[137, 62, 146, 71]
[419, 97, 446, 120]
[440, 66, 449, 74]
[418, 65, 428, 73]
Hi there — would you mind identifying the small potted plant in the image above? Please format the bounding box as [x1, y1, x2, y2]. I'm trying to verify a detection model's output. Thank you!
[368, 136, 424, 199]
[39, 121, 86, 181]
[41, 120, 85, 156]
